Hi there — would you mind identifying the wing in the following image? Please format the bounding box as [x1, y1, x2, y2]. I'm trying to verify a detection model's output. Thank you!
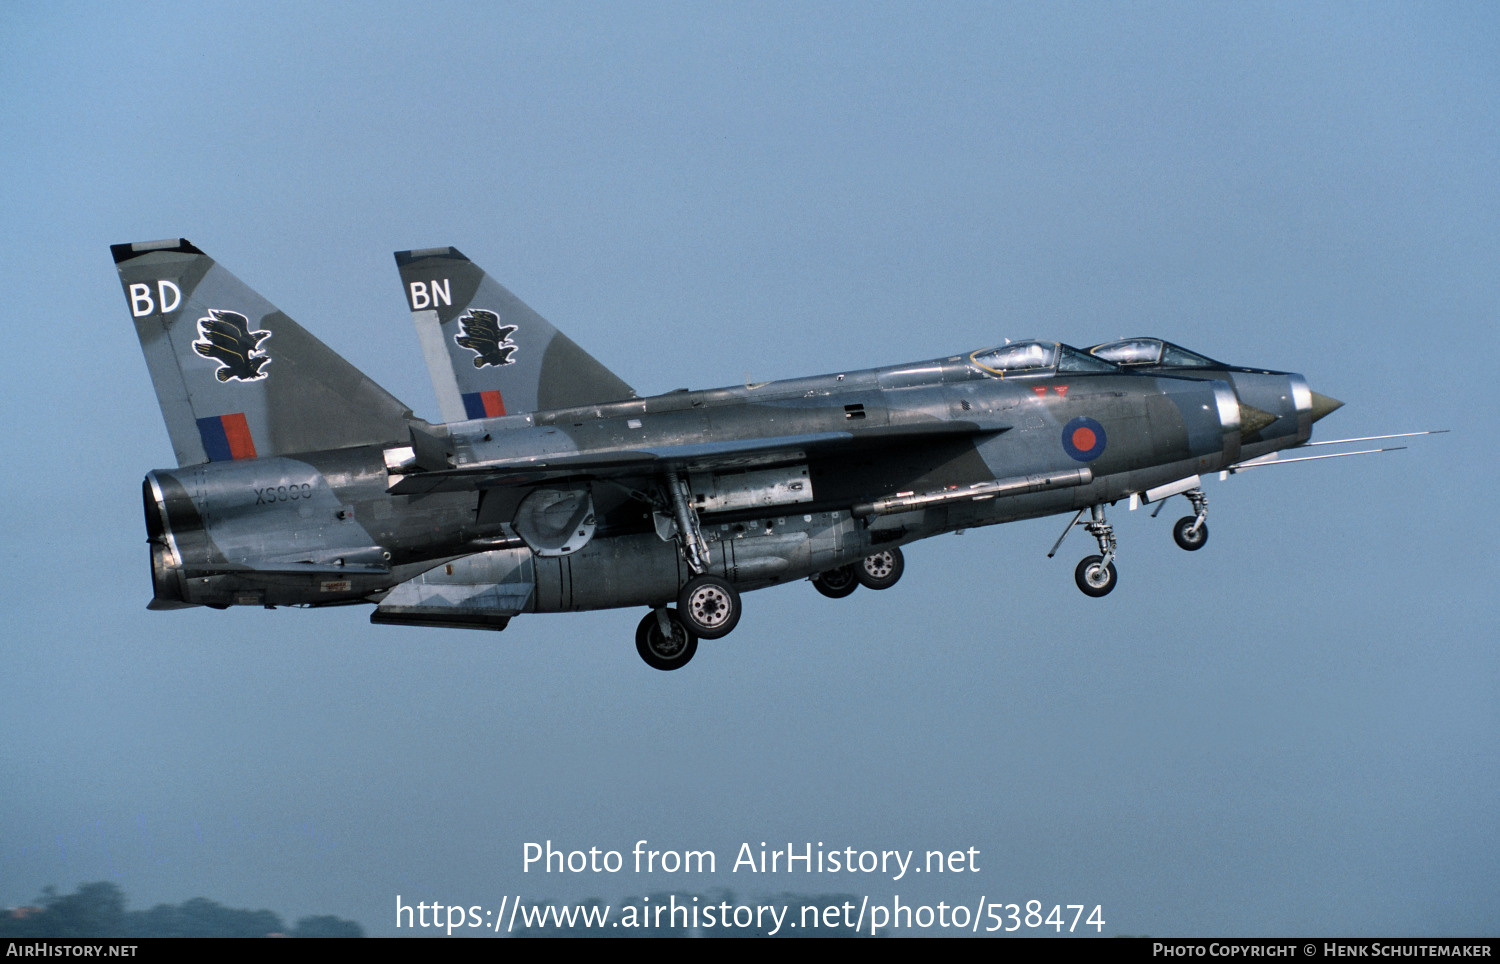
[388, 421, 1005, 495]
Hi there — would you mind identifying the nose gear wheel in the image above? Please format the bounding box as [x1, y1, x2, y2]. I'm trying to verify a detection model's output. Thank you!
[1051, 504, 1121, 597]
[1173, 516, 1208, 550]
[1172, 487, 1209, 551]
[1075, 555, 1118, 596]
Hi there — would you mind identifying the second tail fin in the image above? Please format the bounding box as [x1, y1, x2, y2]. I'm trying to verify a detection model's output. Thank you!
[114, 239, 414, 466]
[394, 247, 635, 420]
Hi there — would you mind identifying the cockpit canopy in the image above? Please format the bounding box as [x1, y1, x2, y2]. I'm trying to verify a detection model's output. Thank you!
[1088, 338, 1224, 369]
[970, 340, 1117, 377]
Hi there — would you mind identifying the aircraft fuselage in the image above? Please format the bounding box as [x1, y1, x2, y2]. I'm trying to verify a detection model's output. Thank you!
[145, 352, 1273, 617]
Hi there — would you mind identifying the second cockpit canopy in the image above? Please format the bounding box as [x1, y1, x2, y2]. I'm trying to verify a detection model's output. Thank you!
[1087, 338, 1225, 369]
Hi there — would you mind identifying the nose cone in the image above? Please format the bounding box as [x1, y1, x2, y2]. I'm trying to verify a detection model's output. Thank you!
[1309, 391, 1344, 424]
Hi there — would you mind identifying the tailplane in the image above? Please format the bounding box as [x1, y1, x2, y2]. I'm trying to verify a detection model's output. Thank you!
[394, 246, 635, 420]
[114, 239, 415, 466]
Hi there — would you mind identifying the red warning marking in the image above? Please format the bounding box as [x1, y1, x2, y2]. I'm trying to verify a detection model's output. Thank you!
[1054, 385, 1069, 397]
[1071, 426, 1097, 450]
[1032, 386, 1048, 397]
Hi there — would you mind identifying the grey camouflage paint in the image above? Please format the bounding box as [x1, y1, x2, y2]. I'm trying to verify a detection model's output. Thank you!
[118, 240, 1324, 656]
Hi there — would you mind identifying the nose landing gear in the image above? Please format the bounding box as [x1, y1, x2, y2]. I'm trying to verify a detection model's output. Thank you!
[1050, 485, 1213, 596]
[1075, 554, 1118, 596]
[1171, 488, 1209, 551]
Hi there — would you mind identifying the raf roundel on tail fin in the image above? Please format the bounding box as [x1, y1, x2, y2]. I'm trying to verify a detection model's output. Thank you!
[394, 246, 635, 422]
[114, 239, 416, 466]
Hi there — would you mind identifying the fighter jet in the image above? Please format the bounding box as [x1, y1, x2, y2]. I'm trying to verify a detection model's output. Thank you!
[116, 239, 1434, 670]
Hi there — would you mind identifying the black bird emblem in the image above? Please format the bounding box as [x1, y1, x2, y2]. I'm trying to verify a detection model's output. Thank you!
[192, 309, 272, 382]
[453, 308, 518, 368]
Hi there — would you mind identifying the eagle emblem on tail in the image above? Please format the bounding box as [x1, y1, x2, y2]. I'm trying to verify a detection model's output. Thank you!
[193, 309, 272, 382]
[454, 308, 518, 368]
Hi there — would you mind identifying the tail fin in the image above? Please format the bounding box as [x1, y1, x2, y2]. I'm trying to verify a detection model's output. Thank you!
[114, 239, 414, 466]
[393, 247, 635, 421]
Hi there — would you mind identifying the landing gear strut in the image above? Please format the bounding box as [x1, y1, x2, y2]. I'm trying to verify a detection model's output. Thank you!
[664, 470, 711, 574]
[1076, 504, 1118, 596]
[636, 607, 698, 671]
[654, 473, 743, 649]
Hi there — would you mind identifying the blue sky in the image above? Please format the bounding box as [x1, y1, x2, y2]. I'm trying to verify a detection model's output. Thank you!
[1, 1, 1495, 936]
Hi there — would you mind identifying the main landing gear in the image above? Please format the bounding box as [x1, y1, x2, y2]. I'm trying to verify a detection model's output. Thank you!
[811, 547, 906, 599]
[678, 574, 741, 639]
[633, 572, 750, 671]
[637, 583, 738, 671]
[637, 472, 744, 670]
[811, 565, 858, 598]
[636, 608, 697, 671]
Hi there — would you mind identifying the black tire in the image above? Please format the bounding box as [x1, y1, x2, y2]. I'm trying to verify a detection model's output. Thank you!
[1172, 516, 1208, 551]
[811, 565, 859, 599]
[635, 609, 698, 670]
[855, 547, 905, 590]
[1074, 554, 1118, 597]
[677, 575, 741, 640]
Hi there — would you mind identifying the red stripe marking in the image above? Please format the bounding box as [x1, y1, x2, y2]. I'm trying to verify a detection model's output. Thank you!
[221, 412, 257, 459]
[481, 390, 506, 417]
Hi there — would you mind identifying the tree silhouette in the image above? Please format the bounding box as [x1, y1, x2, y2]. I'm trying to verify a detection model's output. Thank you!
[0, 883, 362, 938]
